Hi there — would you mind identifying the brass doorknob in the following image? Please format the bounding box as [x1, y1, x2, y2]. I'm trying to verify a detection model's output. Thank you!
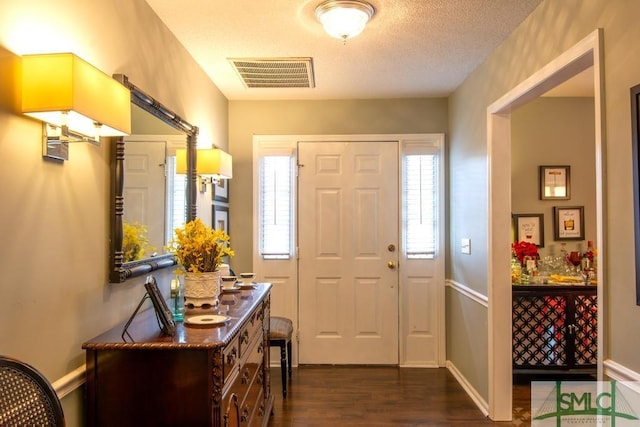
[387, 261, 396, 269]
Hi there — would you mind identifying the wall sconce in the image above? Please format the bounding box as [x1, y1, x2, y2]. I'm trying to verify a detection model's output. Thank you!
[21, 53, 131, 161]
[176, 147, 233, 193]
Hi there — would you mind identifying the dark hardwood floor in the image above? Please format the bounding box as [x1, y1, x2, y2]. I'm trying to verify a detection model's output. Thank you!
[268, 366, 532, 426]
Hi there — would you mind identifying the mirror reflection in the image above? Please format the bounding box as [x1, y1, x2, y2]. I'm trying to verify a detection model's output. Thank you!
[109, 74, 198, 283]
[122, 105, 187, 262]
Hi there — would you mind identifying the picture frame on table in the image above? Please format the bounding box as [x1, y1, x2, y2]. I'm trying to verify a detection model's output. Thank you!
[213, 179, 229, 203]
[213, 204, 229, 235]
[539, 165, 571, 200]
[553, 206, 584, 240]
[513, 213, 544, 247]
[144, 275, 176, 336]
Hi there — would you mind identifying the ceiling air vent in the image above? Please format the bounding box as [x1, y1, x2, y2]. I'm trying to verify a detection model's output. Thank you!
[229, 57, 315, 89]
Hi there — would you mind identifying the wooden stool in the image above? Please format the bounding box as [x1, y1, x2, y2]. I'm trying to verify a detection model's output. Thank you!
[269, 316, 293, 398]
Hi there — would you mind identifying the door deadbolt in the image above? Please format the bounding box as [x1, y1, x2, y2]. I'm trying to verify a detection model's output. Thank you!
[387, 244, 396, 252]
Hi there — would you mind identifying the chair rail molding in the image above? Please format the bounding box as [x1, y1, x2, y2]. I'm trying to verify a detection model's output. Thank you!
[604, 359, 640, 383]
[52, 364, 86, 399]
[446, 280, 489, 308]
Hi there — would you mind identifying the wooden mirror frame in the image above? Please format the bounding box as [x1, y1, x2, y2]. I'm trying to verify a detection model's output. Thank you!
[631, 83, 640, 305]
[109, 74, 197, 283]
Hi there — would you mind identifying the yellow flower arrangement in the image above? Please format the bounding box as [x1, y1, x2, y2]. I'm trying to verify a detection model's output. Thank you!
[170, 218, 234, 274]
[122, 221, 154, 262]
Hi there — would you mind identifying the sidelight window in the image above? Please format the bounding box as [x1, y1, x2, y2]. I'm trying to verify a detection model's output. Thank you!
[259, 155, 293, 259]
[404, 153, 437, 259]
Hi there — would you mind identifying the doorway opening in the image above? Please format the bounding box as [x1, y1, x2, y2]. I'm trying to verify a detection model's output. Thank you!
[487, 29, 605, 420]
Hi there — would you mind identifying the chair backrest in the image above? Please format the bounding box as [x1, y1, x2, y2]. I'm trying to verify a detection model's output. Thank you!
[0, 356, 65, 427]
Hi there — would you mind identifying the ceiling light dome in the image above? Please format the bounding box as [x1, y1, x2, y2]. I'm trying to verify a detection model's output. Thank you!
[315, 0, 375, 42]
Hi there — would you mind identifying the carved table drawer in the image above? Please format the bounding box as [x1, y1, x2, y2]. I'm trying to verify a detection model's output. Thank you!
[239, 305, 264, 357]
[242, 368, 265, 426]
[235, 299, 270, 427]
[240, 336, 264, 395]
[223, 335, 240, 383]
[223, 331, 263, 407]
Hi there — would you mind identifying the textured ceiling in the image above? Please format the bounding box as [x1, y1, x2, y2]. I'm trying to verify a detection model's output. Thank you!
[145, 0, 543, 100]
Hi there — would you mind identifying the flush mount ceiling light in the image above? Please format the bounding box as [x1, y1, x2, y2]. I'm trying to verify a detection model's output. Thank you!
[315, 0, 375, 42]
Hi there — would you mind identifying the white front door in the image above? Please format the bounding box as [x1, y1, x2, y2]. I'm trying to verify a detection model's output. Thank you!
[297, 141, 399, 364]
[124, 140, 166, 253]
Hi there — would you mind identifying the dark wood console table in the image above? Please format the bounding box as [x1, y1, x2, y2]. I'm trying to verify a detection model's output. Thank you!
[512, 284, 597, 374]
[83, 283, 273, 427]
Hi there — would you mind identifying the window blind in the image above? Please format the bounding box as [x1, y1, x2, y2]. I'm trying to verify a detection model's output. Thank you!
[405, 154, 436, 258]
[260, 155, 292, 259]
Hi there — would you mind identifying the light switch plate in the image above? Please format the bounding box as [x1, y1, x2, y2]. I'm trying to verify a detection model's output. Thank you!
[461, 238, 471, 254]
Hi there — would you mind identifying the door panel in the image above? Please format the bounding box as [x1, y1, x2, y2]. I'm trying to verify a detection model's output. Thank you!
[124, 141, 166, 253]
[298, 141, 398, 364]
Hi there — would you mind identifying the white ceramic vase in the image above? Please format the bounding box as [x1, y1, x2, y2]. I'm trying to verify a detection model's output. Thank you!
[183, 270, 221, 307]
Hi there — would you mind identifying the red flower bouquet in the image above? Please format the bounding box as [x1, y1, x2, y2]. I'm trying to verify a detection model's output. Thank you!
[512, 241, 538, 265]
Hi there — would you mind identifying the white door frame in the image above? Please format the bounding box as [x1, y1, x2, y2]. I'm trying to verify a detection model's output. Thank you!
[253, 133, 446, 367]
[487, 29, 605, 420]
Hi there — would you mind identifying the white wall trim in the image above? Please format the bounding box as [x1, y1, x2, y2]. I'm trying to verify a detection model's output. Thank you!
[446, 280, 489, 308]
[604, 359, 640, 382]
[446, 360, 489, 417]
[486, 28, 604, 421]
[399, 362, 440, 368]
[52, 364, 86, 399]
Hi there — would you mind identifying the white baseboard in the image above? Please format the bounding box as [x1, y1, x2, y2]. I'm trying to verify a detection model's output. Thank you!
[446, 360, 489, 417]
[399, 363, 441, 368]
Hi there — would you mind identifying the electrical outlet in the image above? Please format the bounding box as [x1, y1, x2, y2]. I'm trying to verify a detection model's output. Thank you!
[461, 238, 471, 254]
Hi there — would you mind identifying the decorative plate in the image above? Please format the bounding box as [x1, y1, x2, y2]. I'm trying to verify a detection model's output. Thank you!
[185, 314, 230, 326]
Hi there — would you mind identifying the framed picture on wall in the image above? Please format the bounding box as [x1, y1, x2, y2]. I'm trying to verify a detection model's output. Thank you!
[513, 213, 544, 247]
[213, 179, 229, 203]
[213, 204, 229, 235]
[554, 206, 584, 240]
[539, 165, 571, 200]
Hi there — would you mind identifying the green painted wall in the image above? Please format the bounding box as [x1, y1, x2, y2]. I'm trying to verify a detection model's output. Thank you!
[448, 0, 640, 403]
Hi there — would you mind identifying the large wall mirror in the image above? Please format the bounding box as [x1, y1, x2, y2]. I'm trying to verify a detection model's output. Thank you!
[109, 75, 197, 283]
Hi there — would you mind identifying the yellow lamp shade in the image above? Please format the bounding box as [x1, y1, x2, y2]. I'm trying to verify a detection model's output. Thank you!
[21, 53, 131, 137]
[198, 148, 233, 179]
[175, 148, 232, 179]
[176, 148, 187, 174]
